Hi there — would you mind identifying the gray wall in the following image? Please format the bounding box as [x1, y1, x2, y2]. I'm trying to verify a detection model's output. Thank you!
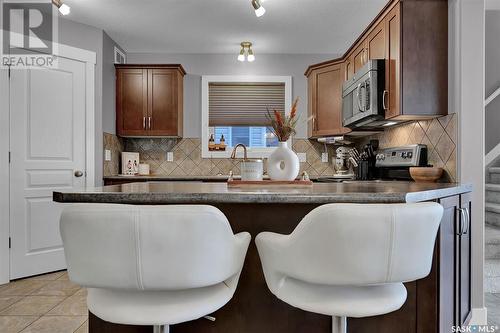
[102, 32, 125, 134]
[486, 11, 500, 154]
[58, 18, 124, 185]
[127, 53, 338, 139]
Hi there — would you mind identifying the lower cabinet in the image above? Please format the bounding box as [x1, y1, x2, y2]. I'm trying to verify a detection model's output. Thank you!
[438, 194, 472, 331]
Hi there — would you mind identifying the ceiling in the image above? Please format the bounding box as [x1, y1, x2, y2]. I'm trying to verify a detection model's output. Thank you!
[64, 0, 388, 54]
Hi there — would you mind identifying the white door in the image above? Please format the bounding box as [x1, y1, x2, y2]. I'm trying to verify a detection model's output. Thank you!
[10, 56, 87, 279]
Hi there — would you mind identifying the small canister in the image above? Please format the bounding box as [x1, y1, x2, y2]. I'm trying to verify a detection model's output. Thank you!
[240, 159, 263, 181]
[138, 163, 150, 176]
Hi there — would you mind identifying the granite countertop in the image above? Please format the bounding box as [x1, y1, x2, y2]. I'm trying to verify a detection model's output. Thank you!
[103, 175, 327, 181]
[53, 181, 472, 205]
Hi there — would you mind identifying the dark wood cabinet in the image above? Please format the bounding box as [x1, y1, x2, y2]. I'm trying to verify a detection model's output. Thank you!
[385, 3, 400, 119]
[306, 62, 350, 137]
[305, 0, 448, 137]
[116, 64, 185, 137]
[438, 194, 472, 331]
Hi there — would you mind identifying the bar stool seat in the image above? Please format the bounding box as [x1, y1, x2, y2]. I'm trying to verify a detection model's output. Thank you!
[60, 204, 250, 331]
[256, 202, 443, 333]
[268, 277, 407, 318]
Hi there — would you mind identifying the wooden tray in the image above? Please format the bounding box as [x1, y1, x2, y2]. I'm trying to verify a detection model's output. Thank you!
[227, 179, 313, 188]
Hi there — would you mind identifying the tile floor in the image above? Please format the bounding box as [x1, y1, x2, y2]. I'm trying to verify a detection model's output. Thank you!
[4, 272, 500, 332]
[0, 271, 87, 333]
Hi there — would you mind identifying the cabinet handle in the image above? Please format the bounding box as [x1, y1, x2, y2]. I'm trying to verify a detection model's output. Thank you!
[382, 90, 388, 110]
[143, 116, 146, 130]
[463, 207, 470, 235]
[456, 208, 465, 235]
[148, 116, 151, 129]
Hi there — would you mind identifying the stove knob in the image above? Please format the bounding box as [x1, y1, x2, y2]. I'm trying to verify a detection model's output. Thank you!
[401, 152, 407, 159]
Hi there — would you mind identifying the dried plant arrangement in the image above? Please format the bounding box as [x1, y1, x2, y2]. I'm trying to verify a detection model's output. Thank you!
[267, 97, 299, 142]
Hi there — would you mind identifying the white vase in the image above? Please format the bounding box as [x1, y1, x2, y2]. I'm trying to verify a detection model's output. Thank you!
[267, 141, 300, 181]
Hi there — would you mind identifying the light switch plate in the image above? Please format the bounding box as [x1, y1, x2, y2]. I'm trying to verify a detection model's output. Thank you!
[297, 153, 306, 163]
[104, 149, 111, 161]
[321, 152, 329, 163]
[167, 152, 174, 162]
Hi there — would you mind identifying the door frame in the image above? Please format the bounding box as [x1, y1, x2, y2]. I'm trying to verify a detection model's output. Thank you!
[0, 43, 96, 285]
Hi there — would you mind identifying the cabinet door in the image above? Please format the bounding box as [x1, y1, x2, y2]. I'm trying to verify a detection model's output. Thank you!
[353, 41, 367, 74]
[459, 193, 472, 325]
[344, 57, 354, 81]
[116, 68, 148, 136]
[385, 3, 400, 119]
[367, 21, 385, 60]
[311, 64, 349, 137]
[147, 69, 179, 136]
[438, 195, 459, 333]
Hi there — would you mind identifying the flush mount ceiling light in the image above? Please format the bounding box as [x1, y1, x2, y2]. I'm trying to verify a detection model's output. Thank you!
[52, 0, 70, 15]
[251, 0, 266, 17]
[237, 42, 256, 62]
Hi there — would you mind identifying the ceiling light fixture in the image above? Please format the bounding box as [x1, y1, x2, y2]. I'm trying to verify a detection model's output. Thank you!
[52, 0, 70, 15]
[251, 0, 266, 17]
[237, 42, 256, 62]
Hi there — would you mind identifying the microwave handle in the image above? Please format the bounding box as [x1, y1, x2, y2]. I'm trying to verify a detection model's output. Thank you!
[356, 83, 364, 112]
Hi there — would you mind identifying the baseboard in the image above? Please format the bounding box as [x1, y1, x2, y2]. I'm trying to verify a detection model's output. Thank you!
[468, 307, 488, 326]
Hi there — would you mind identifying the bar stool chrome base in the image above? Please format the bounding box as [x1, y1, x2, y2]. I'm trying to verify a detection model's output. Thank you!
[153, 325, 169, 333]
[332, 316, 347, 333]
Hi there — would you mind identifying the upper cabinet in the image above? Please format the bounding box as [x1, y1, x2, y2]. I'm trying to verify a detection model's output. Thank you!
[116, 64, 185, 137]
[305, 0, 448, 138]
[306, 62, 350, 138]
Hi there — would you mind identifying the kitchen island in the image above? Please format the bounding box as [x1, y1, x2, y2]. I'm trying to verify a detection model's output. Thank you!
[54, 181, 473, 333]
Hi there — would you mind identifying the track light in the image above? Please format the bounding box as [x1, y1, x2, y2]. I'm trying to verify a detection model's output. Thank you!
[52, 0, 70, 15]
[237, 42, 256, 62]
[238, 48, 245, 62]
[251, 0, 266, 17]
[247, 48, 255, 62]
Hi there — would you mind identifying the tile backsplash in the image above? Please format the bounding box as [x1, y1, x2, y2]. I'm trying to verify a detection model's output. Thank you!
[103, 114, 457, 181]
[357, 113, 457, 181]
[103, 134, 337, 177]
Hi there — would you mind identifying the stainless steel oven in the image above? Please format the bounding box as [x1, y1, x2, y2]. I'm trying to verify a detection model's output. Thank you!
[342, 59, 385, 128]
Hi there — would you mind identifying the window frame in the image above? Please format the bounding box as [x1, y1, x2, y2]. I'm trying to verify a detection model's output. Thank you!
[201, 75, 292, 158]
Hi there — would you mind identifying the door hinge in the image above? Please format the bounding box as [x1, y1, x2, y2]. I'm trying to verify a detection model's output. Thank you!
[8, 151, 11, 163]
[8, 237, 11, 249]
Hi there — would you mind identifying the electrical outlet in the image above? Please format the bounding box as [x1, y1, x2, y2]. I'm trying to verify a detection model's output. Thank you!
[321, 152, 329, 163]
[104, 149, 111, 161]
[297, 153, 306, 163]
[167, 152, 174, 162]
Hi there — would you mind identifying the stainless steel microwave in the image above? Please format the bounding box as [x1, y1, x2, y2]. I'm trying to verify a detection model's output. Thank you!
[342, 59, 386, 128]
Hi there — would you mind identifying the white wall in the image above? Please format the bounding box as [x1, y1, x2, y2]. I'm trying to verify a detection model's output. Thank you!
[485, 11, 500, 154]
[450, 0, 486, 324]
[126, 53, 338, 139]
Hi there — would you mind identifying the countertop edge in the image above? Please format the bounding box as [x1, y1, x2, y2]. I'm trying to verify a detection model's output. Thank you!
[53, 183, 472, 205]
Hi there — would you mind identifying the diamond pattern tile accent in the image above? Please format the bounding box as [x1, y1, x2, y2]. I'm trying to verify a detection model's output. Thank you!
[103, 114, 457, 181]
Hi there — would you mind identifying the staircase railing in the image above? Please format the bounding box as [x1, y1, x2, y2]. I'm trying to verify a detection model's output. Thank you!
[486, 85, 500, 166]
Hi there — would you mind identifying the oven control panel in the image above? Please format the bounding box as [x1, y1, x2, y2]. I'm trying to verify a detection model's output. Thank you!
[375, 144, 427, 168]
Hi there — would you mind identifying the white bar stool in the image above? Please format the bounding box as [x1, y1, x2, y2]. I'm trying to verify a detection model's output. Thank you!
[256, 202, 443, 333]
[60, 204, 251, 332]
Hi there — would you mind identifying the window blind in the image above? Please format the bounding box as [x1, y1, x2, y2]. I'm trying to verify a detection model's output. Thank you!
[209, 82, 285, 126]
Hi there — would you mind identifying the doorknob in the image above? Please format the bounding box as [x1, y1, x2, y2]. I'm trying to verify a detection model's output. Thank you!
[74, 170, 84, 177]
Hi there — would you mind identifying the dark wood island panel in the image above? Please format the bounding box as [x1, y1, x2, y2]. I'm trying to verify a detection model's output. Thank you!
[76, 196, 471, 333]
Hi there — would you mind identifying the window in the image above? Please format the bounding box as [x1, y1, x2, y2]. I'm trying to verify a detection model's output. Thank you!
[202, 76, 292, 158]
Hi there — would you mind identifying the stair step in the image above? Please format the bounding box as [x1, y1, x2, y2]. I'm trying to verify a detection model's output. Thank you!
[486, 211, 500, 228]
[485, 225, 500, 259]
[486, 202, 500, 214]
[490, 170, 500, 184]
[486, 188, 500, 204]
[485, 259, 500, 278]
[490, 167, 500, 174]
